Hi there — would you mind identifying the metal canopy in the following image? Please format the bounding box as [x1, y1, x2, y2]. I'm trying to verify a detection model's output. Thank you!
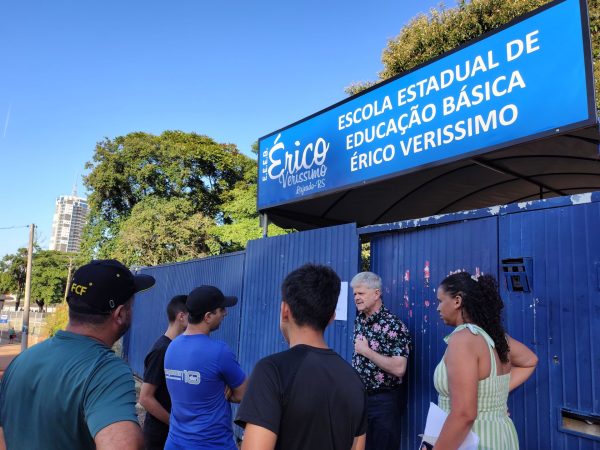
[263, 124, 600, 230]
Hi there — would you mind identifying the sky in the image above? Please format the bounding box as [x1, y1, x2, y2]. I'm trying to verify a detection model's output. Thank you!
[0, 0, 457, 258]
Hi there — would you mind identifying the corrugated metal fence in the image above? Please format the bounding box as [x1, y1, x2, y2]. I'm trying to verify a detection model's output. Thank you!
[499, 198, 600, 450]
[363, 193, 600, 450]
[126, 252, 245, 377]
[125, 192, 600, 450]
[238, 223, 359, 374]
[369, 215, 499, 450]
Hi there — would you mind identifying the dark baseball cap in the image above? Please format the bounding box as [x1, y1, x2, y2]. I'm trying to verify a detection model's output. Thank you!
[67, 259, 156, 315]
[186, 285, 238, 317]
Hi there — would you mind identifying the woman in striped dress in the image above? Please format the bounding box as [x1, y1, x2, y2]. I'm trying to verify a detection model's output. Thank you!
[429, 272, 538, 450]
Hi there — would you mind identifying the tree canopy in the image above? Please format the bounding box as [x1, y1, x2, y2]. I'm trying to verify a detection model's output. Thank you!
[346, 0, 599, 112]
[111, 197, 216, 266]
[84, 131, 254, 223]
[0, 248, 72, 311]
[82, 130, 288, 266]
[30, 250, 72, 311]
[0, 249, 28, 310]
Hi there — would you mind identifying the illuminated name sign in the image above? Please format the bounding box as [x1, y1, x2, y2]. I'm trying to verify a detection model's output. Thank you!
[258, 0, 595, 210]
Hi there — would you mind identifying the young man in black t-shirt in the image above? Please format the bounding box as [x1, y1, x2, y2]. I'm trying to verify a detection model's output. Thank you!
[236, 264, 367, 450]
[139, 295, 188, 450]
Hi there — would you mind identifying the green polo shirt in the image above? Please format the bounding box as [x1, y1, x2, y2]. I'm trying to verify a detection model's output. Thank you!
[0, 330, 138, 450]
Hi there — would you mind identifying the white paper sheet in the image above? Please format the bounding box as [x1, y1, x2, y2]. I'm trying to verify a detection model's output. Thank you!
[334, 281, 348, 321]
[421, 402, 479, 450]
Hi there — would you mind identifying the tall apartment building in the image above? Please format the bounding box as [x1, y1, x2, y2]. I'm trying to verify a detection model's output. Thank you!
[49, 194, 89, 253]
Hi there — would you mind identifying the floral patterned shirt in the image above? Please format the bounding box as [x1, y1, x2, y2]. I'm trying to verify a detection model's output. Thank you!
[352, 304, 411, 392]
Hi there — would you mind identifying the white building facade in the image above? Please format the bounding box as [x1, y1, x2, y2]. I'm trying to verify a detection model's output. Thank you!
[49, 195, 89, 253]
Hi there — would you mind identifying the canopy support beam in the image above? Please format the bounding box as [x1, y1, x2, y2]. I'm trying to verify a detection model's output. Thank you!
[470, 157, 566, 196]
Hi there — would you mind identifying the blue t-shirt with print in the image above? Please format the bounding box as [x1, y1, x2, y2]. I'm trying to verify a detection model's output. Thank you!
[164, 333, 246, 450]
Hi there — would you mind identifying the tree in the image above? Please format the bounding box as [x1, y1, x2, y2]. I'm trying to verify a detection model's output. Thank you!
[346, 0, 599, 112]
[85, 131, 254, 223]
[82, 130, 288, 266]
[111, 197, 217, 266]
[211, 182, 289, 252]
[0, 249, 28, 311]
[0, 248, 71, 311]
[30, 250, 71, 311]
[43, 303, 69, 337]
[210, 142, 290, 252]
[590, 0, 600, 109]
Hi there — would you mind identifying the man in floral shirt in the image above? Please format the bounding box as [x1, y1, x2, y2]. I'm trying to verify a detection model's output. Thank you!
[351, 271, 411, 450]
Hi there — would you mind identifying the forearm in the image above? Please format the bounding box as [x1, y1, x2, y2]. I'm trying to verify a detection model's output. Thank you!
[351, 434, 366, 450]
[433, 412, 474, 450]
[509, 366, 536, 392]
[241, 424, 277, 450]
[229, 379, 248, 403]
[139, 396, 170, 425]
[361, 348, 406, 378]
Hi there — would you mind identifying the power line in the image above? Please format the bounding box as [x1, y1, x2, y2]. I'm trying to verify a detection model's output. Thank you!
[0, 225, 29, 230]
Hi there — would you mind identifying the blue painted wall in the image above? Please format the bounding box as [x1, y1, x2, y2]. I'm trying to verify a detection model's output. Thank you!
[125, 192, 600, 449]
[237, 223, 360, 375]
[366, 193, 600, 449]
[370, 216, 499, 450]
[500, 201, 600, 450]
[126, 252, 245, 377]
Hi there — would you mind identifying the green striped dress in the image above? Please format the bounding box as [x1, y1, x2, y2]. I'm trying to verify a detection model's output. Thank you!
[433, 323, 519, 450]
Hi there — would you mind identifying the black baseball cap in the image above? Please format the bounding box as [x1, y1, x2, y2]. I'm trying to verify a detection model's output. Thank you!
[186, 285, 238, 318]
[67, 259, 156, 315]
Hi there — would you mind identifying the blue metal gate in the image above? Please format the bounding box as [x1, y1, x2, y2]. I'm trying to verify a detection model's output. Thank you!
[124, 193, 600, 449]
[369, 215, 499, 450]
[367, 193, 600, 450]
[126, 252, 245, 377]
[237, 223, 360, 375]
[500, 199, 600, 450]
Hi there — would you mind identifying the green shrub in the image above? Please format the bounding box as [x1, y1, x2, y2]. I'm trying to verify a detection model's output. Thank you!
[43, 303, 69, 338]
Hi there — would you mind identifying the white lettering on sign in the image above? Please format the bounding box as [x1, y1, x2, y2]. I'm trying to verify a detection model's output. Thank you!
[338, 96, 393, 130]
[266, 134, 329, 189]
[506, 30, 541, 62]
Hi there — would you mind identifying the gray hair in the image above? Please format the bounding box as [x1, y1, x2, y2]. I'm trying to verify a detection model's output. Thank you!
[350, 272, 382, 290]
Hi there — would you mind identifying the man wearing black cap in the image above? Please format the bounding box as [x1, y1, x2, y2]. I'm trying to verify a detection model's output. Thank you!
[0, 259, 155, 450]
[164, 285, 247, 450]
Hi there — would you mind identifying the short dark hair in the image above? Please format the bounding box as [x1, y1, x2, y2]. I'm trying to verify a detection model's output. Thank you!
[68, 309, 111, 326]
[282, 264, 341, 331]
[68, 297, 133, 326]
[166, 295, 188, 322]
[187, 308, 218, 325]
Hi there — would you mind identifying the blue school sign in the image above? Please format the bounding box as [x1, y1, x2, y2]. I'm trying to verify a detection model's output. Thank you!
[257, 0, 596, 210]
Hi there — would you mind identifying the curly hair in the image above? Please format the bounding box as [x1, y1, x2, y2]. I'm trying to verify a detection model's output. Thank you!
[439, 272, 510, 363]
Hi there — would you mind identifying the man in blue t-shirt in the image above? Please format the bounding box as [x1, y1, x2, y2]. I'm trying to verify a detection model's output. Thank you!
[0, 259, 156, 450]
[164, 285, 247, 450]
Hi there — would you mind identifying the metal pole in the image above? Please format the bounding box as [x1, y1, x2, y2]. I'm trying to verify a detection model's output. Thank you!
[63, 257, 73, 303]
[261, 213, 269, 238]
[21, 224, 35, 351]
